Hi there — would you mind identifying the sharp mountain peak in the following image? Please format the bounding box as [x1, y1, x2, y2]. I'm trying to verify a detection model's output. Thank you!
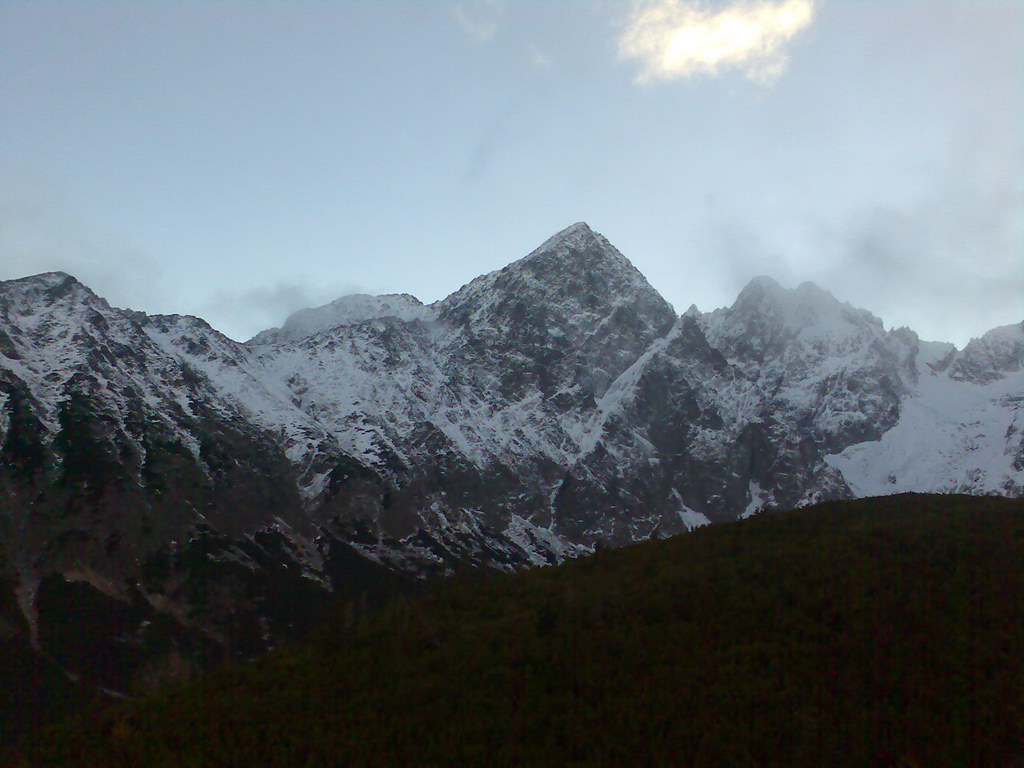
[434, 222, 676, 337]
[530, 221, 601, 253]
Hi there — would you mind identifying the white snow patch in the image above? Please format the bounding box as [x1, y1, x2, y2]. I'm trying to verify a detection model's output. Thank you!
[827, 366, 1024, 496]
[503, 515, 566, 566]
[671, 490, 711, 530]
[678, 507, 711, 531]
[740, 480, 765, 518]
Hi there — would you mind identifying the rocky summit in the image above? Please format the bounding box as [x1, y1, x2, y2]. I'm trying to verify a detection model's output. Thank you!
[1, 222, 1022, 722]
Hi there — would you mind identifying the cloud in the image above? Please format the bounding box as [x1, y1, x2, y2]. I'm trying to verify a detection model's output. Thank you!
[195, 280, 365, 342]
[0, 171, 166, 312]
[0, 168, 364, 343]
[618, 0, 815, 85]
[454, 1, 505, 43]
[816, 201, 1023, 346]
[694, 119, 1024, 348]
[806, 130, 1024, 346]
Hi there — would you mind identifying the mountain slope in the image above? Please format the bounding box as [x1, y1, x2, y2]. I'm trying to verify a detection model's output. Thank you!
[827, 322, 1024, 497]
[14, 494, 1023, 768]
[1, 223, 1022, 723]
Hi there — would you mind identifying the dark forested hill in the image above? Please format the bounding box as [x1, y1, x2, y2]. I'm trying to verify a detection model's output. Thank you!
[11, 493, 1023, 767]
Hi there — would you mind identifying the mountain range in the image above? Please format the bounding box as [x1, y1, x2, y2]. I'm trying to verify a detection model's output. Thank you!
[1, 222, 1022, 726]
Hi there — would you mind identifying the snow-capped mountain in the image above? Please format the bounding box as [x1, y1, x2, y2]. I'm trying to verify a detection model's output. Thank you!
[249, 293, 434, 345]
[1, 222, 1021, 710]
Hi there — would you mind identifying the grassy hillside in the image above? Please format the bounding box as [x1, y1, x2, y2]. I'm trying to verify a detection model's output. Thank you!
[10, 494, 1023, 767]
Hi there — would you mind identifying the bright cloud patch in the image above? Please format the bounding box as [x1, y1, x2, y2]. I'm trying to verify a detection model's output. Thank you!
[619, 0, 815, 85]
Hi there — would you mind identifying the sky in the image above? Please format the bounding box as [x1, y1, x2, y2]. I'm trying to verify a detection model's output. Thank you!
[1, 0, 1021, 346]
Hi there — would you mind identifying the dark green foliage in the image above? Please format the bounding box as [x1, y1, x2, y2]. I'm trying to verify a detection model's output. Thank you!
[10, 494, 1024, 767]
[54, 389, 123, 499]
[0, 572, 98, 748]
[140, 433, 194, 497]
[0, 635, 92, 749]
[0, 381, 49, 483]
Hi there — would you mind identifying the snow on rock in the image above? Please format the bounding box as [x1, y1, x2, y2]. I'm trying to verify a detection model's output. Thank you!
[0, 390, 9, 442]
[434, 220, 677, 400]
[949, 321, 1024, 383]
[677, 505, 711, 531]
[3, 230, 1024, 588]
[826, 365, 1024, 496]
[704, 276, 910, 453]
[253, 294, 435, 345]
[503, 514, 584, 566]
[740, 481, 767, 519]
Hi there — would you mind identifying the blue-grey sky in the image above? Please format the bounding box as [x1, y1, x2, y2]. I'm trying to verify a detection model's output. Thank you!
[1, 1, 1021, 346]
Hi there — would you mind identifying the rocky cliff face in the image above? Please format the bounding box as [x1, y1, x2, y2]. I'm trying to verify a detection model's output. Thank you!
[1, 222, 1022, 721]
